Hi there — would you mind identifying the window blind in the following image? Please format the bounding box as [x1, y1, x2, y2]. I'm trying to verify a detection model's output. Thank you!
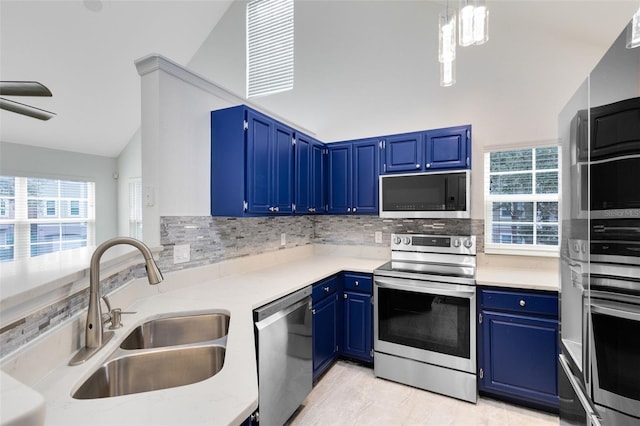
[0, 176, 95, 262]
[247, 0, 294, 98]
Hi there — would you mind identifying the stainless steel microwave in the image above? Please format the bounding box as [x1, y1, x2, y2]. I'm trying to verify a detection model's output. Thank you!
[379, 170, 470, 219]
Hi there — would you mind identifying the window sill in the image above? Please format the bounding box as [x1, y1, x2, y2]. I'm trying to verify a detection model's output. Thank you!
[0, 245, 163, 329]
[484, 245, 559, 258]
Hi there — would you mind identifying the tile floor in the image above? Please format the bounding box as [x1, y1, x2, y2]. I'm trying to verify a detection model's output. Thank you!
[288, 360, 559, 426]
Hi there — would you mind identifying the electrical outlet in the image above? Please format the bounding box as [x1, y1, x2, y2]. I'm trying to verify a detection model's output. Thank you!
[375, 231, 383, 244]
[173, 244, 190, 264]
[281, 233, 286, 246]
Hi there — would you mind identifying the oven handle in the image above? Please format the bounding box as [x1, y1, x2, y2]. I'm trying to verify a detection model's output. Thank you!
[374, 276, 475, 298]
[591, 299, 640, 322]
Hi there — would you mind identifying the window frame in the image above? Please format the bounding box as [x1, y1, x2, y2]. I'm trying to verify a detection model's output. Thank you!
[0, 176, 95, 262]
[246, 0, 295, 98]
[483, 146, 560, 257]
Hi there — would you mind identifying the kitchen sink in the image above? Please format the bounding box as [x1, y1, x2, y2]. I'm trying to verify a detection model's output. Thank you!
[72, 345, 226, 399]
[120, 312, 230, 350]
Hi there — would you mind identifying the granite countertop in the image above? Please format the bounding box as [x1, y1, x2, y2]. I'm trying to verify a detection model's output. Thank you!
[26, 255, 385, 426]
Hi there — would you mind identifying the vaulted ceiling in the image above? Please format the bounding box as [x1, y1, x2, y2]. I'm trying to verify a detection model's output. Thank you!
[1, 0, 638, 158]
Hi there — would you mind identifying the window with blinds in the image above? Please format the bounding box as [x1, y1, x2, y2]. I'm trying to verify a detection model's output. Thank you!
[247, 0, 294, 98]
[484, 147, 560, 256]
[0, 176, 95, 262]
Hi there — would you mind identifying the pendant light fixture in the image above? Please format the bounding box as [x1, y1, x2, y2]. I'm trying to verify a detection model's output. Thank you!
[627, 5, 640, 49]
[439, 3, 457, 87]
[459, 0, 475, 47]
[473, 0, 489, 45]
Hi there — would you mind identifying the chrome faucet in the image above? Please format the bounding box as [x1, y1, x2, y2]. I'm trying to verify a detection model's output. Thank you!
[69, 237, 163, 365]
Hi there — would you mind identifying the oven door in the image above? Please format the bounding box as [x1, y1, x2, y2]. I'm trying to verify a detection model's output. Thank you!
[590, 292, 640, 419]
[374, 276, 476, 373]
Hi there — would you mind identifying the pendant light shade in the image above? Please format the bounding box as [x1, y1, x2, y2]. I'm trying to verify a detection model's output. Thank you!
[440, 60, 456, 87]
[627, 6, 640, 49]
[439, 8, 457, 63]
[473, 0, 489, 45]
[459, 0, 475, 47]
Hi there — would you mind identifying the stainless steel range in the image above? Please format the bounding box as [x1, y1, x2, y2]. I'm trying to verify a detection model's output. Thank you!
[373, 233, 477, 403]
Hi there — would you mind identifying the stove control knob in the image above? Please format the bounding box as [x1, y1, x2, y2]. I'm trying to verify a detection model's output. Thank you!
[453, 239, 461, 248]
[463, 239, 473, 248]
[402, 237, 411, 245]
[393, 236, 402, 245]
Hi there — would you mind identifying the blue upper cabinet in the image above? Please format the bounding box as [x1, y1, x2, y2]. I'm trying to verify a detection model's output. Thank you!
[327, 139, 379, 214]
[424, 125, 471, 170]
[380, 125, 472, 174]
[383, 132, 423, 173]
[211, 105, 295, 216]
[295, 133, 326, 214]
[327, 143, 351, 214]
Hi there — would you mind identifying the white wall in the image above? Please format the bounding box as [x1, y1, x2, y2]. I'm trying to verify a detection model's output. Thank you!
[116, 129, 142, 236]
[0, 141, 118, 244]
[186, 0, 631, 220]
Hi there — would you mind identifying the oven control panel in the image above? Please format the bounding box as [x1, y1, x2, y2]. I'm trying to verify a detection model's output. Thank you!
[391, 233, 476, 255]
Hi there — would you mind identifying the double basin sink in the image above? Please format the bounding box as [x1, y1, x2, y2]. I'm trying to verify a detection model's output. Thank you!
[72, 312, 230, 399]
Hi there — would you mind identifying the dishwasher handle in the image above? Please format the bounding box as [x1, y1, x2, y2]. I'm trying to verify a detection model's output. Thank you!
[254, 286, 312, 322]
[255, 296, 311, 331]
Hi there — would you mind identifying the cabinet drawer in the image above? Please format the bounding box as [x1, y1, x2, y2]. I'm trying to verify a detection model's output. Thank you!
[481, 289, 558, 317]
[313, 275, 340, 302]
[343, 273, 372, 293]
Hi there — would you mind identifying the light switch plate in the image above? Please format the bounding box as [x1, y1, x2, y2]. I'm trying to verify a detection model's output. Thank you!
[375, 231, 383, 244]
[173, 244, 190, 264]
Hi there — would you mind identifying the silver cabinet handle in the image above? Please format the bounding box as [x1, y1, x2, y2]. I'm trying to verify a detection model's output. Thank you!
[416, 164, 420, 168]
[353, 207, 357, 213]
[274, 206, 279, 212]
[426, 163, 431, 168]
[269, 207, 274, 212]
[355, 281, 359, 286]
[312, 309, 316, 315]
[323, 286, 330, 292]
[519, 299, 526, 307]
[347, 208, 351, 212]
[344, 294, 348, 299]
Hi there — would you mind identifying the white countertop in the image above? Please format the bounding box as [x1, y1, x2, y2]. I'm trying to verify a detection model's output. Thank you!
[24, 254, 385, 426]
[1, 247, 560, 426]
[476, 253, 559, 292]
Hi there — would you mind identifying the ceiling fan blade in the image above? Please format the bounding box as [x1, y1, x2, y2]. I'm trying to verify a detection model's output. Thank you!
[0, 97, 56, 120]
[0, 81, 53, 97]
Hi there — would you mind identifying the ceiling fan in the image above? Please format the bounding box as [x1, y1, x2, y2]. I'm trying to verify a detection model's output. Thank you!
[0, 81, 56, 120]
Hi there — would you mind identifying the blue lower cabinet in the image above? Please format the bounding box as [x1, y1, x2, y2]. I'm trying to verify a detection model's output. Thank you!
[312, 276, 340, 380]
[478, 288, 559, 411]
[342, 291, 373, 362]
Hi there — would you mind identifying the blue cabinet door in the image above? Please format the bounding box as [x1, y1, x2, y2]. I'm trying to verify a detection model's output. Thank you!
[327, 143, 352, 214]
[342, 291, 373, 362]
[313, 294, 338, 379]
[479, 310, 559, 410]
[296, 134, 326, 214]
[383, 132, 423, 173]
[295, 134, 312, 213]
[425, 125, 471, 170]
[352, 139, 379, 214]
[311, 140, 326, 213]
[246, 109, 274, 214]
[272, 123, 294, 214]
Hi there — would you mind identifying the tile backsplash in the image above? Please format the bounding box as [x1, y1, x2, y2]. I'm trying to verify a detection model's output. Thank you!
[1, 214, 482, 360]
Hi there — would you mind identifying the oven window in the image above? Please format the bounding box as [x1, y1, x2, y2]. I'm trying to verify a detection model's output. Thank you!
[592, 311, 640, 400]
[378, 287, 470, 358]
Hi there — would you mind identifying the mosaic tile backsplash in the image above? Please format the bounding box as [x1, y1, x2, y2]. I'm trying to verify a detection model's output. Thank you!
[1, 215, 483, 359]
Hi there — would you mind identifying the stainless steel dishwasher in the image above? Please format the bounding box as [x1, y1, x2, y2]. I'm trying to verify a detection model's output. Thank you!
[253, 286, 312, 426]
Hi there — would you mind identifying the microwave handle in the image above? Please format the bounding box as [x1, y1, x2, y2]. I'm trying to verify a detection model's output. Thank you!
[590, 299, 640, 322]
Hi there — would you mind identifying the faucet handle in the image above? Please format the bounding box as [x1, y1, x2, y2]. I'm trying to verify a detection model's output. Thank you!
[102, 295, 112, 313]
